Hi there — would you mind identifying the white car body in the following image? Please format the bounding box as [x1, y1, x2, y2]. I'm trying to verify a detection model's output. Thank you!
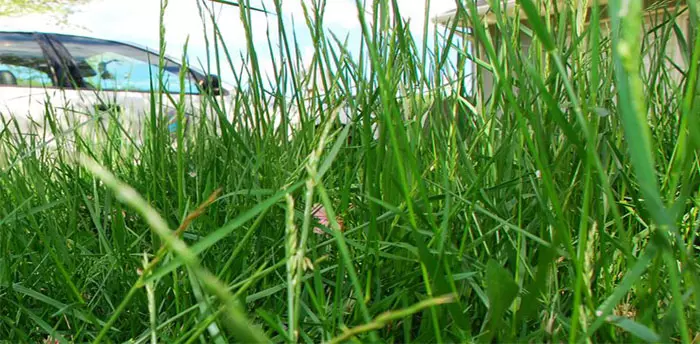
[0, 31, 234, 144]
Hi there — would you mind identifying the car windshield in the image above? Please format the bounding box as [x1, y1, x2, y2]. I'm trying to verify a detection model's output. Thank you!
[53, 34, 202, 94]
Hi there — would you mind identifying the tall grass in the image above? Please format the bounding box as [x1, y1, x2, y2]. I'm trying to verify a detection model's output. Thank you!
[0, 0, 698, 342]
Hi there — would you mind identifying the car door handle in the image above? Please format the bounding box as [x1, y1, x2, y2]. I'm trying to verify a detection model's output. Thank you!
[95, 103, 121, 112]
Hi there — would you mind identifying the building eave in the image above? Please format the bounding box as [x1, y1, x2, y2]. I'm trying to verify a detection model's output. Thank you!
[432, 0, 686, 29]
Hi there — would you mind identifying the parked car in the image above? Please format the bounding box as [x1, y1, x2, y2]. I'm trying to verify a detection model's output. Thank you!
[0, 31, 230, 141]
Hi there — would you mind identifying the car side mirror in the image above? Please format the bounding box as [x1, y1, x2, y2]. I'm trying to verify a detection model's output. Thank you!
[198, 74, 222, 96]
[98, 60, 117, 80]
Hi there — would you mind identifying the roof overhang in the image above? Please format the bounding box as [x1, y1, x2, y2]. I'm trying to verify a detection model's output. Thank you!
[433, 0, 685, 29]
[433, 0, 514, 27]
[432, 0, 624, 28]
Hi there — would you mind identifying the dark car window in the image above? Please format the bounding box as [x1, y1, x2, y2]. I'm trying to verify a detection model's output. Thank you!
[51, 34, 201, 94]
[0, 32, 55, 87]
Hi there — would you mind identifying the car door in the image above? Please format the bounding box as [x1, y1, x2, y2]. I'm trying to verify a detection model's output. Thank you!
[43, 33, 208, 142]
[0, 32, 66, 134]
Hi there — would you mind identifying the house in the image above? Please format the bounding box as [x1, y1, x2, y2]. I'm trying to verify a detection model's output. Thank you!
[433, 0, 692, 98]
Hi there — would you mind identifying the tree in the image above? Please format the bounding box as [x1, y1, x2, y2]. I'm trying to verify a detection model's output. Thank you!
[0, 0, 89, 17]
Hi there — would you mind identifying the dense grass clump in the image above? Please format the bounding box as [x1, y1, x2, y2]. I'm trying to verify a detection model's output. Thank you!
[0, 0, 699, 342]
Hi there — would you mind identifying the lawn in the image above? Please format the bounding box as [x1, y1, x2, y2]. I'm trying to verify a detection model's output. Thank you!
[0, 0, 698, 343]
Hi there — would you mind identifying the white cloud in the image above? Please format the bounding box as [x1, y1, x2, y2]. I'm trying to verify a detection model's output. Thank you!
[275, 0, 456, 32]
[278, 0, 362, 30]
[271, 0, 458, 48]
[397, 0, 456, 26]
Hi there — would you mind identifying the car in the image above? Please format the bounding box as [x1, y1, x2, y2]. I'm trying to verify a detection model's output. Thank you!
[0, 31, 231, 142]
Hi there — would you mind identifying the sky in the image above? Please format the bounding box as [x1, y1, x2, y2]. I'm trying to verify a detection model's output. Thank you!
[0, 0, 458, 85]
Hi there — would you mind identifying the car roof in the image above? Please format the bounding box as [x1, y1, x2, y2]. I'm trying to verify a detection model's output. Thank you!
[0, 30, 216, 76]
[0, 30, 234, 93]
[1, 30, 175, 60]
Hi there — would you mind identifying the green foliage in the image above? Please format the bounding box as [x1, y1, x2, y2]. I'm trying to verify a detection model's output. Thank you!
[0, 0, 698, 343]
[0, 0, 88, 17]
[484, 260, 518, 341]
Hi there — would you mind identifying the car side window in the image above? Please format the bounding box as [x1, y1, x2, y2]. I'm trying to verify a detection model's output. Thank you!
[52, 34, 201, 94]
[0, 33, 55, 87]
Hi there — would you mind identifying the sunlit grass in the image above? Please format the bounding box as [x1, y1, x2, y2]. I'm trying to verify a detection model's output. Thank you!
[0, 0, 698, 343]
